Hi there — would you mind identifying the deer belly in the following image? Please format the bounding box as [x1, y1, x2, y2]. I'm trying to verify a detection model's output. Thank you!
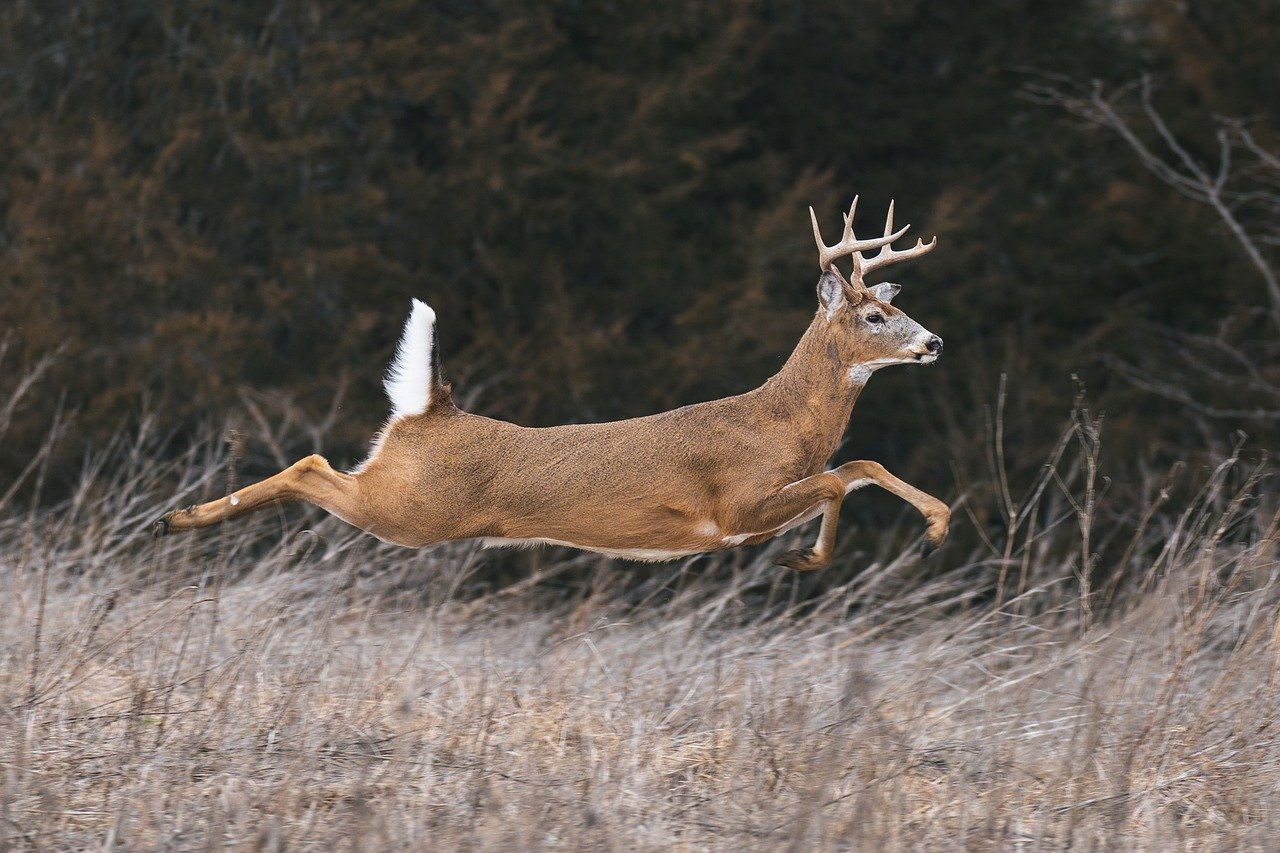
[479, 516, 733, 562]
[479, 537, 707, 562]
[721, 504, 826, 547]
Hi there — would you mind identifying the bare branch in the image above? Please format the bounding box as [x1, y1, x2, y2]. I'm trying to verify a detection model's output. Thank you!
[1214, 128, 1231, 194]
[1035, 75, 1280, 333]
[1139, 75, 1214, 190]
[1238, 127, 1280, 173]
[1103, 355, 1280, 421]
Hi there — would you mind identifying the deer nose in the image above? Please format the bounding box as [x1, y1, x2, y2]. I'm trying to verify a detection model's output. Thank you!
[927, 335, 944, 354]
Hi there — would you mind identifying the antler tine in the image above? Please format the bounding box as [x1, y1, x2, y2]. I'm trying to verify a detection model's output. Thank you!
[855, 199, 938, 280]
[859, 236, 939, 278]
[809, 205, 829, 265]
[810, 196, 908, 275]
[840, 195, 858, 246]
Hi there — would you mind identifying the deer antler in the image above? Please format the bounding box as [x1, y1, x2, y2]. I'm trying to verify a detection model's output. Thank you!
[809, 196, 909, 281]
[855, 200, 937, 283]
[810, 198, 937, 288]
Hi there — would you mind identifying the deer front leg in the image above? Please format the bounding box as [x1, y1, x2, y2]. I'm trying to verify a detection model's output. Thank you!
[835, 460, 950, 556]
[751, 460, 949, 571]
[154, 454, 363, 536]
[736, 471, 847, 571]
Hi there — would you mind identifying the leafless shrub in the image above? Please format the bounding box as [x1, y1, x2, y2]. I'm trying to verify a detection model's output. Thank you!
[1025, 74, 1280, 432]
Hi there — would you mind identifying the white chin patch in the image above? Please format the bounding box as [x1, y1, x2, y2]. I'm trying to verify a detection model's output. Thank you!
[849, 357, 919, 384]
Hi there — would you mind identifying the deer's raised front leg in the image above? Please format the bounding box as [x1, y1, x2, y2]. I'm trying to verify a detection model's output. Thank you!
[838, 460, 950, 557]
[754, 460, 949, 571]
[154, 454, 363, 536]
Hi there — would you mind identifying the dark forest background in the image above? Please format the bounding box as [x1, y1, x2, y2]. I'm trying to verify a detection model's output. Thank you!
[2, 0, 1278, 525]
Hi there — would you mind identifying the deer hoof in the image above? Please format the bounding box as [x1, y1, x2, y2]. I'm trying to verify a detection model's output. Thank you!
[152, 516, 170, 538]
[921, 517, 948, 558]
[774, 548, 829, 572]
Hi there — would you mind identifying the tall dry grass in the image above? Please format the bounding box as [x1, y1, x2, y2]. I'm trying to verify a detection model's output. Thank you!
[2, 375, 1279, 849]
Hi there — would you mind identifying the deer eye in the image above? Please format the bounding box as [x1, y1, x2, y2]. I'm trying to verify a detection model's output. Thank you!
[866, 312, 884, 325]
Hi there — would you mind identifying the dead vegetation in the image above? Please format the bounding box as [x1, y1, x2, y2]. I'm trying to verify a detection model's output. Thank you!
[1, 395, 1278, 849]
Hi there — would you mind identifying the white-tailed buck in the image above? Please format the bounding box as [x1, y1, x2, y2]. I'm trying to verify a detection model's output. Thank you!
[156, 196, 949, 569]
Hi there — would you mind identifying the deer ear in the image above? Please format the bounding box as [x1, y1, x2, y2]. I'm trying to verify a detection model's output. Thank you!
[868, 282, 900, 303]
[817, 270, 846, 317]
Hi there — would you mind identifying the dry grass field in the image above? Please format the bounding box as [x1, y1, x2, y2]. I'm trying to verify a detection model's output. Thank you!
[2, 405, 1279, 850]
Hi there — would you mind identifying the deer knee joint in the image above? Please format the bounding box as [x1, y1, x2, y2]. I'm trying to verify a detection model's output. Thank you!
[297, 454, 330, 472]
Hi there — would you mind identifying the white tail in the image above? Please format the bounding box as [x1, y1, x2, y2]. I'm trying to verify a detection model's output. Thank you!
[384, 298, 436, 419]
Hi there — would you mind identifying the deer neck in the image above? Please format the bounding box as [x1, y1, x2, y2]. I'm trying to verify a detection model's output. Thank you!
[755, 314, 868, 452]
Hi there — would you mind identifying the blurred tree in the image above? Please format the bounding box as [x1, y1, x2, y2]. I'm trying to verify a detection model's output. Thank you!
[0, 0, 1275, 506]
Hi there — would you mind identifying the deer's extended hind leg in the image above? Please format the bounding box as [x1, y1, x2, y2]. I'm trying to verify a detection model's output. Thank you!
[748, 460, 950, 571]
[155, 454, 363, 535]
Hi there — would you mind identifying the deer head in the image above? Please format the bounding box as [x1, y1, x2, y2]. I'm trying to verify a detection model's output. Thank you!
[808, 198, 943, 382]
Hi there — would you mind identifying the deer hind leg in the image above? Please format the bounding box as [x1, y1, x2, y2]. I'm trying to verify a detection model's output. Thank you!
[154, 454, 363, 536]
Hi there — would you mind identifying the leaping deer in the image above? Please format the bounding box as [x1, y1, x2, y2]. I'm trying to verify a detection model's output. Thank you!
[155, 196, 949, 570]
